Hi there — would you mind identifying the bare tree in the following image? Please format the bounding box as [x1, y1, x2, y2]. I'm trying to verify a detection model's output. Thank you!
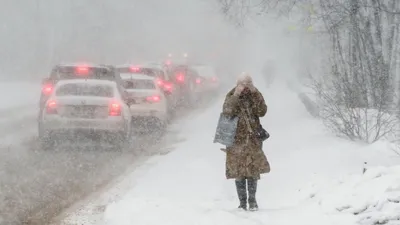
[311, 0, 400, 142]
[218, 0, 400, 143]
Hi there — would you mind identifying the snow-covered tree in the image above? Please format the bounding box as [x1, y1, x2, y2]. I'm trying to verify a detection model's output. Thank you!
[218, 0, 400, 142]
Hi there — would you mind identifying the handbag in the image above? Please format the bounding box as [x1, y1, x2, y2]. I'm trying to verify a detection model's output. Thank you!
[213, 113, 239, 147]
[242, 108, 270, 142]
[256, 125, 270, 141]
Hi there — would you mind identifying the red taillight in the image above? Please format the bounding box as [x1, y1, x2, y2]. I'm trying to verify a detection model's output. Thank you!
[176, 73, 185, 82]
[156, 78, 164, 86]
[75, 66, 89, 75]
[163, 82, 173, 92]
[211, 77, 217, 82]
[146, 95, 161, 103]
[46, 100, 57, 114]
[42, 83, 53, 95]
[129, 66, 140, 72]
[195, 78, 201, 84]
[109, 101, 121, 116]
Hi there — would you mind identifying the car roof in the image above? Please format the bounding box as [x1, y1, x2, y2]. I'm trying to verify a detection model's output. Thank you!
[120, 73, 155, 80]
[55, 63, 109, 70]
[169, 63, 190, 68]
[116, 63, 164, 70]
[55, 79, 117, 87]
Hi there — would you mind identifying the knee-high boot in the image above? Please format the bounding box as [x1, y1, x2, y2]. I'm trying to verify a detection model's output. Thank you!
[235, 179, 247, 210]
[247, 178, 258, 211]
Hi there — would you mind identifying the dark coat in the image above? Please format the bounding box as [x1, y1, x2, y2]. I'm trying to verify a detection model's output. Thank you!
[222, 87, 270, 179]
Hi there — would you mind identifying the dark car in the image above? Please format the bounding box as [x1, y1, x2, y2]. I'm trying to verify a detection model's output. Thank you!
[163, 63, 203, 106]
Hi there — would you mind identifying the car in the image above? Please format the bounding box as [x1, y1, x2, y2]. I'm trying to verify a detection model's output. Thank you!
[116, 62, 169, 84]
[120, 72, 168, 131]
[163, 63, 201, 107]
[40, 63, 124, 114]
[116, 63, 180, 115]
[192, 64, 220, 93]
[38, 79, 132, 150]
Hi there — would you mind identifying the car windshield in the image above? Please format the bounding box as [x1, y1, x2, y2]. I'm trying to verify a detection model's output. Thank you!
[56, 83, 114, 97]
[122, 79, 155, 89]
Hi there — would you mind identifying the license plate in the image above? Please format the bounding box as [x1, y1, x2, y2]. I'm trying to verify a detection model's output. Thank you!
[72, 106, 95, 118]
[68, 120, 93, 127]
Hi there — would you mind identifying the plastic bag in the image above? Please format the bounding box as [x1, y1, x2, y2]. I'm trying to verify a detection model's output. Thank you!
[213, 113, 239, 147]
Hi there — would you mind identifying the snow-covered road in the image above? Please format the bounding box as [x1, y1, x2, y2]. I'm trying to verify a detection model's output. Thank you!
[54, 78, 400, 225]
[0, 81, 219, 225]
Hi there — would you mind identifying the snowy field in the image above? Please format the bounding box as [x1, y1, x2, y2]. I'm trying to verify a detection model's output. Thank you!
[0, 81, 39, 144]
[55, 78, 400, 225]
[0, 81, 39, 110]
[301, 165, 400, 225]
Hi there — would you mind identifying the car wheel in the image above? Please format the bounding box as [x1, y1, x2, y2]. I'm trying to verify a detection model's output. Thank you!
[154, 119, 167, 136]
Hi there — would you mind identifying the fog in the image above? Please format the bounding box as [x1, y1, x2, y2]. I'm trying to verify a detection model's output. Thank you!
[0, 0, 238, 79]
[0, 0, 320, 83]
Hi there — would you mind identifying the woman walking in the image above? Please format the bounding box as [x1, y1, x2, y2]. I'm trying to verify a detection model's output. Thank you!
[221, 73, 270, 211]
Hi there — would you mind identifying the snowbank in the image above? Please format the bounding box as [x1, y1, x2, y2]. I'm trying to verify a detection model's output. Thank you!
[301, 166, 400, 225]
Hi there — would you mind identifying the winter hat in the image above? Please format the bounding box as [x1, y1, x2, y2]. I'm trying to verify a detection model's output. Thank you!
[237, 72, 253, 85]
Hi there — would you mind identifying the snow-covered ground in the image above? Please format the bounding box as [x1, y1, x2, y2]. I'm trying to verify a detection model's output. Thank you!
[57, 79, 400, 225]
[301, 165, 400, 225]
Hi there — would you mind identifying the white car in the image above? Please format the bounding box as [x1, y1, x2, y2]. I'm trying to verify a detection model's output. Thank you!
[120, 73, 168, 130]
[38, 79, 132, 150]
[116, 63, 179, 115]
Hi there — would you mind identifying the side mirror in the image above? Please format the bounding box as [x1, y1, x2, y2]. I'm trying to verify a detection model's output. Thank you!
[123, 93, 136, 106]
[124, 98, 133, 106]
[122, 96, 128, 104]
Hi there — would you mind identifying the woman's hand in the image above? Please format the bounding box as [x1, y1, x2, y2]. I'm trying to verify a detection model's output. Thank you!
[234, 84, 245, 96]
[247, 83, 256, 92]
